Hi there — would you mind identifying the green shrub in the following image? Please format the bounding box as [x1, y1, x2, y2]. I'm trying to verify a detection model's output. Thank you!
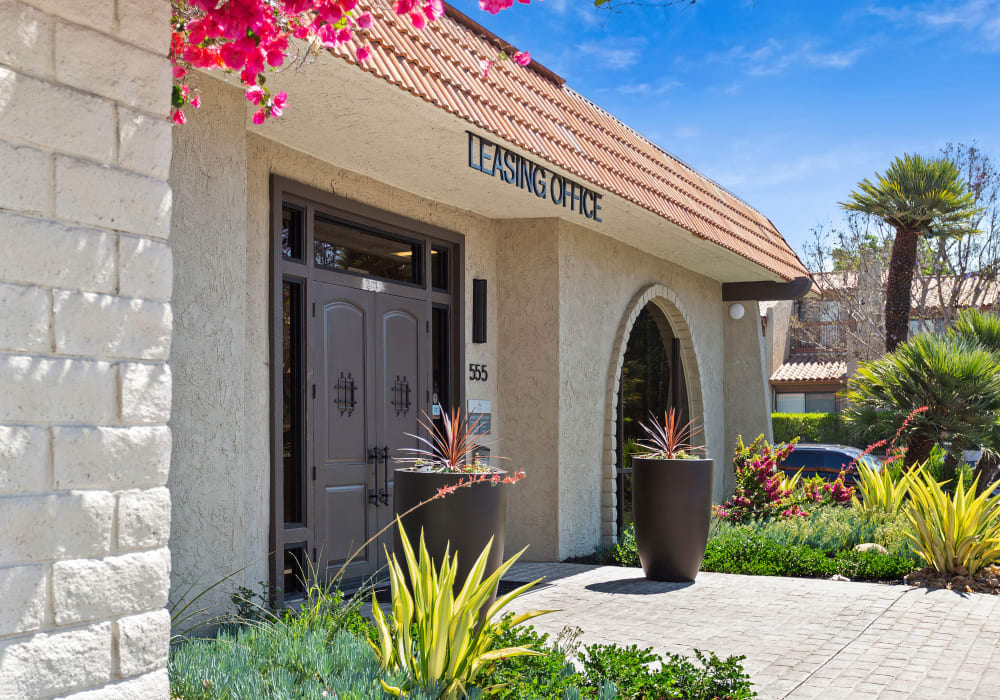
[481, 620, 584, 699]
[710, 506, 917, 560]
[579, 643, 756, 699]
[701, 533, 914, 580]
[481, 618, 756, 699]
[771, 412, 848, 445]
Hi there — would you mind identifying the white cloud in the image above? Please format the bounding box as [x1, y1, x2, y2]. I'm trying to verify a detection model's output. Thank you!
[616, 78, 683, 95]
[713, 39, 867, 77]
[577, 41, 641, 70]
[866, 0, 1000, 50]
[673, 126, 702, 140]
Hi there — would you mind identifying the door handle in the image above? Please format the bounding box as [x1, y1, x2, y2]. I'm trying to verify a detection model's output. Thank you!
[368, 447, 380, 506]
[380, 446, 391, 506]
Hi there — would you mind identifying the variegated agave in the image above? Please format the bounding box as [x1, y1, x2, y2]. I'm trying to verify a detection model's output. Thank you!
[370, 520, 552, 698]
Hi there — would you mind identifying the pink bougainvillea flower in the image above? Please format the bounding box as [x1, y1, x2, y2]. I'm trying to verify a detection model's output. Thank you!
[252, 109, 267, 125]
[172, 65, 188, 79]
[356, 12, 373, 29]
[172, 109, 187, 125]
[357, 45, 372, 61]
[245, 86, 265, 105]
[190, 94, 202, 109]
[480, 0, 515, 14]
[410, 11, 426, 29]
[513, 50, 530, 66]
[271, 91, 287, 118]
[479, 58, 493, 77]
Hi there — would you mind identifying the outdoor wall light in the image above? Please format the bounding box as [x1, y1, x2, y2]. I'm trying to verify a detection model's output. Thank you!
[728, 303, 746, 320]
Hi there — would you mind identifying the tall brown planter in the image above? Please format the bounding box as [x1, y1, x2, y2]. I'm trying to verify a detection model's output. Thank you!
[393, 469, 508, 601]
[632, 457, 714, 582]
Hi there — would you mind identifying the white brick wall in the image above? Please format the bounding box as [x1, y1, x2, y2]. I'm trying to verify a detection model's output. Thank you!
[0, 1, 173, 697]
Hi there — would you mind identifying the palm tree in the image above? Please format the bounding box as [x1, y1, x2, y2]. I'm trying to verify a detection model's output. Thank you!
[951, 309, 1000, 489]
[841, 154, 980, 351]
[843, 333, 1000, 475]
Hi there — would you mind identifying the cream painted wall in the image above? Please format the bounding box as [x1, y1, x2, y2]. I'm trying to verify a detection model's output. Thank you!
[723, 305, 775, 496]
[495, 221, 562, 561]
[169, 81, 264, 615]
[555, 220, 727, 558]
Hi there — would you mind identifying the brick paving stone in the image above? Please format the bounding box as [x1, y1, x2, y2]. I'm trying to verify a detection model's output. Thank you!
[499, 563, 1000, 699]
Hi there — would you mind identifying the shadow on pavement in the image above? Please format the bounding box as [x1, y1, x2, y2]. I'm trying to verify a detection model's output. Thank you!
[585, 577, 695, 595]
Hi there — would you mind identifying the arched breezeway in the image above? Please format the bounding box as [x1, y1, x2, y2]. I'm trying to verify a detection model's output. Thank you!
[603, 284, 707, 546]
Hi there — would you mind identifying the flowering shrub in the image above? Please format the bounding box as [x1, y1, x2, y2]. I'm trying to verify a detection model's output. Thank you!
[713, 435, 799, 523]
[713, 435, 855, 523]
[169, 0, 531, 124]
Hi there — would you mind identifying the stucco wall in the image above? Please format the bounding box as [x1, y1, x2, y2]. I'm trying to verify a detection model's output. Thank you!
[169, 78, 508, 600]
[555, 221, 728, 558]
[723, 304, 775, 495]
[0, 1, 173, 696]
[495, 220, 561, 560]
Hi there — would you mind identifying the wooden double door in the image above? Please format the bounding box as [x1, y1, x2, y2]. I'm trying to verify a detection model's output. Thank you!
[310, 280, 429, 588]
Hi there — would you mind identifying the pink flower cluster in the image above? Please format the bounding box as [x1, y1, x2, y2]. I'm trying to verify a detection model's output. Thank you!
[170, 0, 532, 125]
[479, 0, 531, 15]
[714, 435, 800, 523]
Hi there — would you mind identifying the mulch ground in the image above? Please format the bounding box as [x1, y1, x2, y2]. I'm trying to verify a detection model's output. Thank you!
[905, 563, 1000, 595]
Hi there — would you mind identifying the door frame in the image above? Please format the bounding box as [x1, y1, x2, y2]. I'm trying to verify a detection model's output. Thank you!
[268, 175, 465, 606]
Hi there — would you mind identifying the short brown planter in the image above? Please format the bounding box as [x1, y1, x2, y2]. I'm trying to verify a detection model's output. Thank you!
[393, 468, 508, 602]
[631, 457, 714, 582]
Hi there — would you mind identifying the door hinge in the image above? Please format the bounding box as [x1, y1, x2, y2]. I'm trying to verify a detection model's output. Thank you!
[312, 547, 317, 562]
[312, 384, 316, 399]
[312, 466, 316, 481]
[312, 302, 316, 317]
[426, 390, 430, 402]
[426, 320, 430, 332]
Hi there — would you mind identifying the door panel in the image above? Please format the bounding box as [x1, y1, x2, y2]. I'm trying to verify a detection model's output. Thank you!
[375, 294, 429, 540]
[311, 281, 378, 587]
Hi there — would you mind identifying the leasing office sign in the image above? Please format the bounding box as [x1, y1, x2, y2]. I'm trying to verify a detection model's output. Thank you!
[466, 131, 604, 222]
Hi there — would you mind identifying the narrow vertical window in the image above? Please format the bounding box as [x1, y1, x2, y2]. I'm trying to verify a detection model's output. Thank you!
[431, 246, 450, 291]
[282, 204, 304, 261]
[282, 279, 304, 525]
[283, 544, 307, 597]
[432, 306, 450, 414]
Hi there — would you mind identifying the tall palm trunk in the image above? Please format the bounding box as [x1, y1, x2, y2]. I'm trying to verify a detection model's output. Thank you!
[905, 435, 934, 471]
[884, 226, 919, 352]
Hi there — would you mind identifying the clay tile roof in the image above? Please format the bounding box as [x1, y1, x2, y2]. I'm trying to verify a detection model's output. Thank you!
[770, 360, 848, 384]
[330, 2, 809, 281]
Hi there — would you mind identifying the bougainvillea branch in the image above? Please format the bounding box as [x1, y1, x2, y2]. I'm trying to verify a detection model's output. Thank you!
[169, 0, 532, 124]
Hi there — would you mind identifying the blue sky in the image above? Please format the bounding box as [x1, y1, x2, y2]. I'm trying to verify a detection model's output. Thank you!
[457, 0, 1000, 258]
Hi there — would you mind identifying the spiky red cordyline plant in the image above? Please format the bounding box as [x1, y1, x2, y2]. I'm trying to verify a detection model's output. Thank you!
[637, 407, 705, 460]
[399, 407, 498, 472]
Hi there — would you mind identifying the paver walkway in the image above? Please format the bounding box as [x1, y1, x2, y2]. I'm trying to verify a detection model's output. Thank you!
[500, 563, 1000, 699]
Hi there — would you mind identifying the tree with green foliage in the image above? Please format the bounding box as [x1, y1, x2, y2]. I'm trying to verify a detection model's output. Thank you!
[841, 154, 981, 352]
[950, 309, 1000, 489]
[842, 333, 1000, 475]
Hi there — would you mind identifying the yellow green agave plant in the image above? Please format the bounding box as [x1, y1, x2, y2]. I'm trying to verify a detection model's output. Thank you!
[905, 467, 1000, 575]
[370, 520, 554, 698]
[852, 460, 912, 516]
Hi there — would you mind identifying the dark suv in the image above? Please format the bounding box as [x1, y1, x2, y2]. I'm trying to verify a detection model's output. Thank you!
[777, 443, 880, 486]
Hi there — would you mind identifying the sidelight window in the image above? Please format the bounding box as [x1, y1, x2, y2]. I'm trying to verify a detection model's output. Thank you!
[282, 279, 305, 526]
[313, 213, 423, 285]
[282, 204, 304, 261]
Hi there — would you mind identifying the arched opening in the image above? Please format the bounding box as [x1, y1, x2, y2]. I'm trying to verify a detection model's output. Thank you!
[615, 303, 690, 535]
[603, 284, 706, 546]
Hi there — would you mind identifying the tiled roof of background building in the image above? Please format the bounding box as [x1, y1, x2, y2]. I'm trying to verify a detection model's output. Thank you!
[771, 360, 848, 384]
[330, 2, 809, 281]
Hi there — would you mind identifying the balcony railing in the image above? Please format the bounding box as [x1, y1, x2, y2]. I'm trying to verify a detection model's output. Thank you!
[790, 321, 845, 353]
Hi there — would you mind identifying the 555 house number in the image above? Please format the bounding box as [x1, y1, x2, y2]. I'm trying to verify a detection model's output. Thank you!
[468, 363, 488, 381]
